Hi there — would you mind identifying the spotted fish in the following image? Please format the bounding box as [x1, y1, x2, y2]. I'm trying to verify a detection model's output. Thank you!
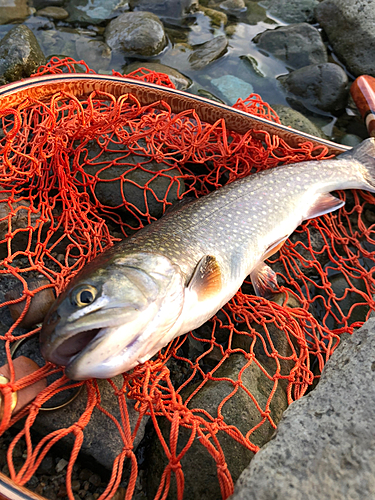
[40, 138, 375, 380]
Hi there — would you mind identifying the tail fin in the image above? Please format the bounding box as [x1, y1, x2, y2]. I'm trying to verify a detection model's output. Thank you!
[339, 137, 375, 191]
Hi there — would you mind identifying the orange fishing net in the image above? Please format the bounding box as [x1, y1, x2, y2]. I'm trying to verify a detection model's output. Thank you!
[0, 57, 374, 500]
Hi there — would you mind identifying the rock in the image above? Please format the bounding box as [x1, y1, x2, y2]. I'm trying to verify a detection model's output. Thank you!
[36, 6, 69, 20]
[124, 62, 191, 90]
[278, 63, 349, 113]
[188, 35, 228, 70]
[34, 373, 148, 471]
[271, 104, 327, 139]
[260, 0, 319, 23]
[199, 6, 228, 26]
[105, 11, 167, 57]
[339, 134, 362, 148]
[315, 0, 375, 78]
[220, 0, 246, 13]
[75, 38, 112, 73]
[81, 137, 185, 220]
[66, 0, 128, 24]
[0, 0, 31, 24]
[254, 23, 327, 70]
[0, 25, 46, 85]
[146, 352, 288, 500]
[5, 279, 55, 329]
[129, 0, 198, 19]
[210, 75, 254, 105]
[231, 318, 375, 500]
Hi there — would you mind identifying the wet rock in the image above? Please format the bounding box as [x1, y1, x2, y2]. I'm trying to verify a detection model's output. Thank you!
[146, 352, 288, 500]
[34, 29, 92, 61]
[188, 35, 228, 70]
[339, 134, 362, 148]
[199, 6, 228, 26]
[66, 0, 128, 25]
[231, 318, 375, 500]
[261, 0, 319, 23]
[278, 63, 349, 113]
[315, 0, 375, 78]
[0, 0, 31, 24]
[35, 375, 148, 471]
[210, 75, 254, 105]
[0, 25, 46, 84]
[271, 104, 327, 139]
[124, 62, 191, 90]
[129, 0, 198, 19]
[254, 23, 327, 70]
[220, 0, 246, 13]
[36, 6, 69, 20]
[75, 38, 112, 73]
[105, 11, 167, 57]
[5, 279, 55, 329]
[82, 138, 185, 220]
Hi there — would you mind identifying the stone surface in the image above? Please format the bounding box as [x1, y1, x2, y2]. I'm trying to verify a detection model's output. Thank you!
[36, 6, 69, 20]
[199, 5, 228, 26]
[0, 25, 46, 84]
[231, 318, 375, 500]
[124, 62, 191, 90]
[66, 0, 128, 24]
[278, 62, 349, 113]
[210, 75, 254, 105]
[81, 137, 185, 220]
[261, 0, 319, 23]
[146, 352, 288, 500]
[0, 0, 31, 24]
[105, 11, 167, 57]
[316, 0, 375, 78]
[129, 0, 199, 19]
[188, 35, 228, 70]
[271, 104, 327, 139]
[254, 23, 327, 70]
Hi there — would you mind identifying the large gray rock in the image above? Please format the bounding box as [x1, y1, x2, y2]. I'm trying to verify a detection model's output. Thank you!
[188, 35, 228, 70]
[145, 349, 288, 500]
[231, 318, 375, 500]
[254, 23, 327, 70]
[260, 0, 319, 23]
[105, 11, 167, 57]
[271, 104, 327, 139]
[0, 25, 46, 84]
[278, 62, 348, 113]
[315, 0, 375, 78]
[66, 0, 128, 24]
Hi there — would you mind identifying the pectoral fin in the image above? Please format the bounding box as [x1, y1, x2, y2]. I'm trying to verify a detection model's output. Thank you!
[188, 255, 222, 301]
[304, 193, 345, 220]
[250, 261, 278, 298]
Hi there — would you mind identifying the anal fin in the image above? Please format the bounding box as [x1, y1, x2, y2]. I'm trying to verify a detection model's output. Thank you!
[250, 262, 279, 299]
[304, 193, 345, 220]
[188, 255, 222, 301]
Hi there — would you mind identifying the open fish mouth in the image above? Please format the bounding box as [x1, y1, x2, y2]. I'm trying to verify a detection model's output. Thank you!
[49, 328, 102, 366]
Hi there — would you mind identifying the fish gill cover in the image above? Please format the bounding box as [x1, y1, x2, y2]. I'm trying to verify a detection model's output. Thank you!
[0, 57, 374, 499]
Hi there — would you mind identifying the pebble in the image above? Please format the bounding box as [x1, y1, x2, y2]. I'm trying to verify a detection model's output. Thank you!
[88, 474, 101, 487]
[36, 6, 69, 19]
[55, 458, 68, 474]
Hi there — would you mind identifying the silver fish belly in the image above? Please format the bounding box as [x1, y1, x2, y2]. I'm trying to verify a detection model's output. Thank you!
[40, 138, 375, 380]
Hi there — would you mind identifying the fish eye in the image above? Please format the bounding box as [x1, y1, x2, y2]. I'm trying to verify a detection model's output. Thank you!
[71, 285, 97, 307]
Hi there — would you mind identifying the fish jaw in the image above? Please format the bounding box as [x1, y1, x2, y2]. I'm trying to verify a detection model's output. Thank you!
[40, 252, 185, 379]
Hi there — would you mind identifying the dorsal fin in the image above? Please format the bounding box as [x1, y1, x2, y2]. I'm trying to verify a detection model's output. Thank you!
[188, 255, 222, 301]
[304, 193, 345, 220]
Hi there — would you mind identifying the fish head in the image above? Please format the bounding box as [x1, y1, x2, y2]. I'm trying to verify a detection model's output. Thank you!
[40, 252, 185, 380]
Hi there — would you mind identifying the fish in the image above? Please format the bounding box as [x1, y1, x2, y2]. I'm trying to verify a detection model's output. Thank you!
[40, 138, 375, 380]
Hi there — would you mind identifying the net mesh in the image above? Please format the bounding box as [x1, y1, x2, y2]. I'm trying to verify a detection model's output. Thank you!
[0, 57, 374, 500]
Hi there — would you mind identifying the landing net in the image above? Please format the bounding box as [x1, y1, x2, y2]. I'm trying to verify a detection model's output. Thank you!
[0, 58, 374, 500]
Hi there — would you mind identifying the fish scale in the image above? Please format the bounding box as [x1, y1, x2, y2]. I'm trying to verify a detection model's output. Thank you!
[40, 138, 375, 379]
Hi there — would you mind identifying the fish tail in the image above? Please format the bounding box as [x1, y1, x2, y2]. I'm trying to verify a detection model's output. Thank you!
[340, 137, 375, 191]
